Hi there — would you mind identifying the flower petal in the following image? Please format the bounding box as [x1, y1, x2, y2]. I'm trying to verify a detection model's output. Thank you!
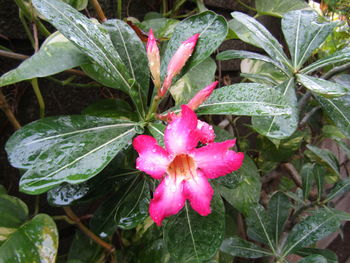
[191, 140, 244, 179]
[184, 171, 214, 216]
[149, 176, 186, 226]
[133, 135, 170, 179]
[164, 105, 199, 155]
[197, 120, 215, 144]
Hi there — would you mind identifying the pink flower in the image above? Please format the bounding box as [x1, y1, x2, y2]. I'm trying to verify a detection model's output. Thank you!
[146, 29, 161, 89]
[133, 105, 244, 226]
[160, 33, 200, 97]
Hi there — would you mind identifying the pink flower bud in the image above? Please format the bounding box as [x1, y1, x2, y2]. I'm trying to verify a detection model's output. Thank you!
[159, 33, 200, 97]
[146, 29, 161, 89]
[187, 81, 218, 110]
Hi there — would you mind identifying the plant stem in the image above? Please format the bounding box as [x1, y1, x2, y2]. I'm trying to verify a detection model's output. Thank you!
[90, 0, 107, 22]
[19, 10, 35, 49]
[0, 90, 21, 130]
[31, 78, 45, 118]
[63, 206, 115, 253]
[117, 0, 122, 19]
[322, 62, 350, 80]
[145, 95, 161, 121]
[282, 163, 302, 188]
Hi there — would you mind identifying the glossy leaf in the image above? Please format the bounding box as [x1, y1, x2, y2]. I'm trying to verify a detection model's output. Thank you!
[164, 194, 225, 262]
[306, 145, 340, 177]
[324, 178, 350, 202]
[230, 12, 291, 69]
[267, 192, 290, 246]
[252, 78, 298, 139]
[297, 255, 327, 263]
[62, 0, 88, 10]
[0, 214, 58, 262]
[282, 209, 340, 256]
[313, 164, 326, 200]
[220, 236, 272, 258]
[160, 11, 227, 81]
[197, 83, 292, 116]
[300, 47, 350, 74]
[215, 156, 261, 215]
[296, 248, 338, 263]
[147, 122, 166, 147]
[0, 31, 88, 87]
[315, 93, 350, 139]
[282, 10, 338, 70]
[216, 50, 289, 75]
[300, 163, 315, 200]
[255, 0, 309, 17]
[6, 116, 137, 194]
[170, 57, 216, 105]
[297, 74, 349, 98]
[141, 17, 179, 38]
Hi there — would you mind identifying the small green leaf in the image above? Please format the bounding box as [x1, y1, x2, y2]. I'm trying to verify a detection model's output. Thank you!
[0, 214, 58, 262]
[297, 255, 327, 263]
[147, 122, 165, 147]
[282, 10, 338, 70]
[282, 209, 340, 256]
[297, 74, 349, 98]
[197, 83, 292, 116]
[0, 31, 88, 87]
[164, 194, 225, 262]
[255, 0, 310, 17]
[220, 236, 272, 258]
[296, 248, 338, 263]
[306, 145, 340, 177]
[230, 12, 291, 69]
[300, 163, 315, 200]
[324, 177, 350, 202]
[161, 11, 227, 81]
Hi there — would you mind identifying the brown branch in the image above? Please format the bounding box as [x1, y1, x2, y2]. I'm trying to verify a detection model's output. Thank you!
[89, 0, 107, 22]
[0, 90, 21, 130]
[282, 163, 302, 188]
[63, 206, 115, 254]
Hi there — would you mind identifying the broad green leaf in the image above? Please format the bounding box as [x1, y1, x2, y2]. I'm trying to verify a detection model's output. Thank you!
[255, 0, 310, 17]
[216, 50, 290, 76]
[164, 194, 225, 262]
[161, 11, 227, 81]
[315, 93, 350, 139]
[147, 122, 165, 147]
[324, 178, 350, 202]
[0, 195, 28, 242]
[300, 163, 315, 200]
[252, 78, 298, 139]
[5, 116, 137, 194]
[297, 255, 327, 263]
[297, 74, 349, 98]
[296, 248, 338, 263]
[300, 47, 350, 74]
[82, 98, 137, 120]
[216, 156, 261, 215]
[267, 192, 290, 246]
[313, 164, 326, 200]
[306, 145, 340, 177]
[220, 236, 272, 258]
[62, 0, 88, 10]
[170, 57, 216, 105]
[0, 31, 88, 87]
[197, 83, 292, 116]
[282, 209, 340, 256]
[67, 230, 104, 263]
[141, 17, 179, 38]
[0, 214, 58, 262]
[230, 12, 291, 69]
[282, 10, 338, 70]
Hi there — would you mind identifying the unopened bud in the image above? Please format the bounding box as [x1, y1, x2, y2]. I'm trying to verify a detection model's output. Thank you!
[147, 29, 161, 89]
[187, 81, 218, 110]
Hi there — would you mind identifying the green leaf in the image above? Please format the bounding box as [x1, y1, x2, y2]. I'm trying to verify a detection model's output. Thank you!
[170, 57, 216, 105]
[252, 78, 298, 139]
[255, 0, 310, 18]
[216, 156, 261, 215]
[230, 12, 291, 69]
[67, 230, 104, 263]
[161, 11, 227, 81]
[197, 83, 292, 116]
[0, 185, 6, 195]
[0, 31, 88, 87]
[220, 236, 272, 258]
[324, 177, 350, 202]
[297, 74, 349, 98]
[164, 194, 225, 262]
[216, 50, 289, 75]
[315, 93, 350, 139]
[300, 47, 350, 74]
[62, 0, 88, 10]
[0, 214, 58, 262]
[267, 192, 290, 246]
[141, 17, 179, 38]
[297, 255, 327, 263]
[282, 10, 338, 70]
[5, 116, 137, 194]
[282, 209, 340, 256]
[300, 163, 315, 200]
[296, 248, 338, 263]
[147, 122, 165, 147]
[306, 145, 340, 177]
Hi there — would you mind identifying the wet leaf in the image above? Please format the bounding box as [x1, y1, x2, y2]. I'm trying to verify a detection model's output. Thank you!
[164, 194, 225, 262]
[296, 248, 338, 263]
[297, 255, 327, 263]
[147, 122, 165, 147]
[197, 83, 292, 116]
[255, 0, 309, 17]
[306, 145, 340, 177]
[62, 0, 88, 10]
[324, 177, 350, 202]
[300, 163, 315, 200]
[141, 17, 179, 38]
